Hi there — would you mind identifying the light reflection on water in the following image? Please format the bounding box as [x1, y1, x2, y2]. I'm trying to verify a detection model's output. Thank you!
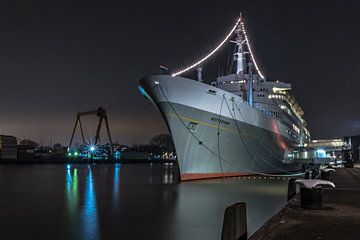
[0, 164, 289, 240]
[113, 163, 121, 208]
[66, 165, 99, 240]
[81, 166, 99, 240]
[66, 166, 78, 201]
[149, 162, 177, 184]
[66, 165, 79, 239]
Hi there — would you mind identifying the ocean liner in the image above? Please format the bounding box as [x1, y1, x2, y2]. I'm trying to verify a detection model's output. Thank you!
[139, 16, 311, 180]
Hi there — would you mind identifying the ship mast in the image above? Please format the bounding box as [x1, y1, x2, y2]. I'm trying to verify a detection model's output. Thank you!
[248, 62, 253, 107]
[231, 17, 254, 107]
[232, 18, 246, 75]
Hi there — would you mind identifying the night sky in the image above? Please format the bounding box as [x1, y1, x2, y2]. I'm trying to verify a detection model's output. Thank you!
[0, 0, 359, 145]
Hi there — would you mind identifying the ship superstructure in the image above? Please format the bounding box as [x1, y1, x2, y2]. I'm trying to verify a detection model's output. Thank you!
[213, 21, 310, 145]
[139, 16, 311, 180]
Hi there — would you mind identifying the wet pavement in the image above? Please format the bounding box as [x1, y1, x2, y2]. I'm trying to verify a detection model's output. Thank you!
[251, 167, 360, 240]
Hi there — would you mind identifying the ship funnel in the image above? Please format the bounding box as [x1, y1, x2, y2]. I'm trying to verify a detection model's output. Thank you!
[197, 67, 203, 82]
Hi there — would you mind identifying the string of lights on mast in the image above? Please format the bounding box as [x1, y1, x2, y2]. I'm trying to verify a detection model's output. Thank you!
[240, 21, 264, 79]
[171, 16, 265, 79]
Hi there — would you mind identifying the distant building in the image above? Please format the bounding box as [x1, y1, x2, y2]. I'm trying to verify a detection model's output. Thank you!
[304, 139, 344, 160]
[17, 144, 35, 160]
[0, 135, 17, 160]
[121, 152, 151, 160]
[34, 146, 53, 159]
[53, 144, 67, 158]
[344, 135, 360, 163]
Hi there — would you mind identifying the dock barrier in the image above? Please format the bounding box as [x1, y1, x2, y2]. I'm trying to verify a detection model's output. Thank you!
[295, 179, 335, 208]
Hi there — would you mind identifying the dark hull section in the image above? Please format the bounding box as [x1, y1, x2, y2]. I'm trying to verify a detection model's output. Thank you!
[158, 102, 303, 180]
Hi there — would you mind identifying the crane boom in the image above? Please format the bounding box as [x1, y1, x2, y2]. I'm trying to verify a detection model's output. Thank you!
[68, 107, 114, 157]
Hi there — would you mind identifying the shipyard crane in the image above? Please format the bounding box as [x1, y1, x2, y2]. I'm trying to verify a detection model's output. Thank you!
[69, 107, 114, 156]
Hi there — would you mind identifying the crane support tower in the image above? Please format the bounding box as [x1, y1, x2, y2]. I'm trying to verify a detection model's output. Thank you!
[69, 107, 114, 157]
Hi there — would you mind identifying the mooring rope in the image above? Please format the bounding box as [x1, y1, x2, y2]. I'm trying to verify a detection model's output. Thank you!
[156, 84, 304, 177]
[225, 98, 292, 173]
[157, 85, 232, 166]
[217, 95, 226, 177]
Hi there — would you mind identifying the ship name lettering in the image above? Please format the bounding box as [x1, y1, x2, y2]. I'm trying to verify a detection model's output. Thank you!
[210, 117, 230, 125]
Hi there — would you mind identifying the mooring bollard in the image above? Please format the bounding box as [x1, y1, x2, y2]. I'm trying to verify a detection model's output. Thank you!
[311, 168, 319, 179]
[320, 168, 335, 181]
[221, 202, 247, 240]
[287, 178, 297, 201]
[295, 180, 335, 209]
[300, 187, 323, 208]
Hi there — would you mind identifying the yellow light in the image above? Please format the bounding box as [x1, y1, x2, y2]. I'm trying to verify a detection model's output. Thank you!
[171, 17, 242, 77]
[241, 22, 265, 79]
[273, 87, 291, 92]
[171, 17, 266, 79]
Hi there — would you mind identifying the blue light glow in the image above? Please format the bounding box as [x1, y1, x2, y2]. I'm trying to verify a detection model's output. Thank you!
[113, 163, 121, 208]
[138, 86, 151, 99]
[81, 167, 99, 240]
[316, 149, 327, 158]
[114, 151, 121, 159]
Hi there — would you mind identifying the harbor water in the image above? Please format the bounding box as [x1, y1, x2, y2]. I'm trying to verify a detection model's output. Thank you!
[0, 164, 289, 239]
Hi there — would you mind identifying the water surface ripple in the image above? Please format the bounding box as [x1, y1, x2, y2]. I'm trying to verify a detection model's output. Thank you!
[0, 164, 289, 239]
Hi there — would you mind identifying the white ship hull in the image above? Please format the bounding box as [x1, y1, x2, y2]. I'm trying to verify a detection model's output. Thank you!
[139, 75, 303, 180]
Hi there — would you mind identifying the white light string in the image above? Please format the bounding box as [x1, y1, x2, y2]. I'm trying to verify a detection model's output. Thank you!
[241, 21, 265, 79]
[170, 17, 265, 80]
[171, 17, 242, 77]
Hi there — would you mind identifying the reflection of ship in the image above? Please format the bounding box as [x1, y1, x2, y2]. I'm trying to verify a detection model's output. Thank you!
[139, 16, 311, 180]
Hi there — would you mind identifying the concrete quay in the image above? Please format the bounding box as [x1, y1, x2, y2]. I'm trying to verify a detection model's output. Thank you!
[250, 166, 360, 240]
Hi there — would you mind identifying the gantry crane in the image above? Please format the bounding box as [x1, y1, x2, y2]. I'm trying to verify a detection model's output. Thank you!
[69, 107, 114, 156]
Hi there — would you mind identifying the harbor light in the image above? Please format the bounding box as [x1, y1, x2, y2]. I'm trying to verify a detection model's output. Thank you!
[316, 149, 327, 158]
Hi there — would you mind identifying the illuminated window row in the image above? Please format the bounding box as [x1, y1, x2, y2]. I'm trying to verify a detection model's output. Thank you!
[292, 124, 300, 134]
[272, 87, 289, 94]
[286, 129, 300, 139]
[268, 94, 285, 99]
[304, 128, 310, 136]
[231, 80, 246, 84]
[281, 105, 292, 116]
[260, 109, 282, 119]
[219, 80, 246, 85]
